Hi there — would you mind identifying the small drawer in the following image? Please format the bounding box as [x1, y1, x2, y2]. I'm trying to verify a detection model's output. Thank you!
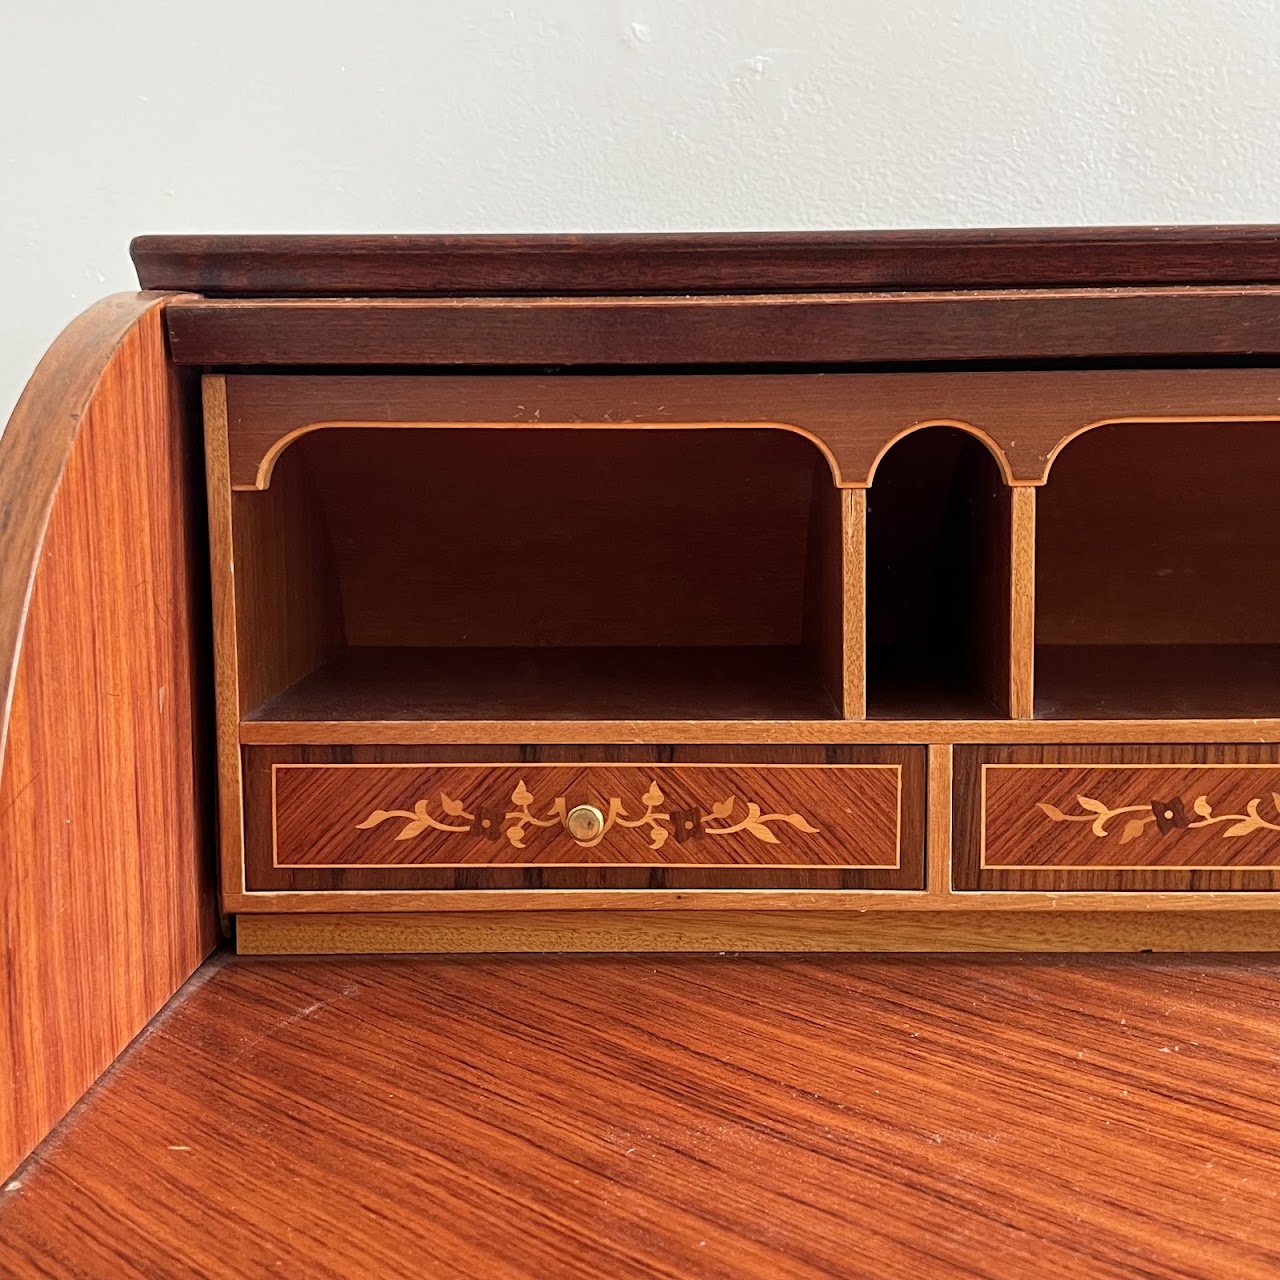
[955, 745, 1280, 891]
[243, 745, 926, 892]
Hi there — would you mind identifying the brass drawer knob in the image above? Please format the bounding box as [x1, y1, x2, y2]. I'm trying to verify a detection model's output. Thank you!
[565, 803, 605, 842]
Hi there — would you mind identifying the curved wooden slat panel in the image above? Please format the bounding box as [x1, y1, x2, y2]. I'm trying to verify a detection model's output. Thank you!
[0, 293, 217, 1179]
[1, 295, 159, 749]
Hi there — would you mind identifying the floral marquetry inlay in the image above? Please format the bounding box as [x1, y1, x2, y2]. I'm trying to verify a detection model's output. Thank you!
[1037, 793, 1280, 845]
[356, 779, 821, 851]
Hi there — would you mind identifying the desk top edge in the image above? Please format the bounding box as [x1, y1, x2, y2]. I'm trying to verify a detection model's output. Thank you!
[131, 225, 1280, 297]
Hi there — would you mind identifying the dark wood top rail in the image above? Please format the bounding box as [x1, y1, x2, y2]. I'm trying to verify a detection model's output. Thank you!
[162, 289, 1280, 367]
[132, 226, 1280, 296]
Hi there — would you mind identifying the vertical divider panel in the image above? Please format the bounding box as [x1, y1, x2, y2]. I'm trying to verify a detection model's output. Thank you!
[1009, 486, 1037, 719]
[844, 488, 867, 718]
[927, 743, 954, 894]
[202, 375, 248, 903]
[801, 463, 848, 718]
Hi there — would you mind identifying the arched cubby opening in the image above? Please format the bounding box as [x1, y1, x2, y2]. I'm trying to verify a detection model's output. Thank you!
[1035, 420, 1280, 718]
[234, 425, 850, 723]
[865, 426, 1012, 717]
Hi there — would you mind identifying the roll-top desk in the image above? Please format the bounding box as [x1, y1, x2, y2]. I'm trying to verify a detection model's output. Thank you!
[12, 228, 1280, 960]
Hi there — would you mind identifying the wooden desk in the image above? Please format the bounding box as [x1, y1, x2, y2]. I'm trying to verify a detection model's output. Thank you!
[3, 951, 1279, 1279]
[7, 227, 1280, 1188]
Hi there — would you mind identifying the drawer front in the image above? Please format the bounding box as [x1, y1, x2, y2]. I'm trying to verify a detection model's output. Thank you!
[244, 745, 926, 892]
[955, 745, 1280, 891]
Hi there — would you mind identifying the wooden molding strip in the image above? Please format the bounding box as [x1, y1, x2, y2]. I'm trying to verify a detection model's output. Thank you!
[843, 489, 866, 718]
[1008, 487, 1036, 719]
[223, 886, 1280, 916]
[166, 289, 1280, 367]
[239, 717, 1280, 746]
[132, 226, 1280, 296]
[220, 369, 1280, 491]
[202, 376, 249, 903]
[235, 909, 1280, 955]
[927, 745, 953, 895]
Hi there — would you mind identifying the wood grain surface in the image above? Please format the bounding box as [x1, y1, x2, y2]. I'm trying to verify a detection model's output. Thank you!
[1008, 487, 1036, 719]
[221, 369, 1280, 489]
[0, 294, 218, 1180]
[131, 225, 1280, 294]
[1034, 644, 1280, 721]
[167, 290, 1280, 367]
[236, 909, 1280, 954]
[802, 479, 854, 714]
[1036, 421, 1280, 647]
[237, 713, 1280, 747]
[955, 744, 1280, 892]
[252, 423, 839, 650]
[841, 489, 867, 717]
[983, 763, 1280, 868]
[245, 647, 842, 724]
[269, 761, 897, 867]
[226, 889, 1280, 919]
[7, 951, 1280, 1278]
[1, 295, 172, 758]
[243, 745, 926, 893]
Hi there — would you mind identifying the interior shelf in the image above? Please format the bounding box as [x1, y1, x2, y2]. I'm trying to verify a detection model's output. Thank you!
[862, 657, 1010, 721]
[236, 426, 848, 724]
[865, 426, 1011, 718]
[247, 645, 839, 723]
[1035, 421, 1280, 719]
[233, 413, 1280, 728]
[1035, 644, 1280, 720]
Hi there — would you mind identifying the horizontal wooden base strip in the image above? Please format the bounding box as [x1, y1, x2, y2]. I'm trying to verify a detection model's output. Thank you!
[235, 910, 1280, 955]
[225, 888, 1280, 914]
[240, 718, 1280, 746]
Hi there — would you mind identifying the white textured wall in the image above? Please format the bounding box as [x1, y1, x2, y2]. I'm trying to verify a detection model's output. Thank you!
[3, 0, 1280, 421]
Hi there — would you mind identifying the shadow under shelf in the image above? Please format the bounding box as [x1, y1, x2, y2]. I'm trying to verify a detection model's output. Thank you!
[864, 645, 1007, 720]
[1034, 644, 1280, 720]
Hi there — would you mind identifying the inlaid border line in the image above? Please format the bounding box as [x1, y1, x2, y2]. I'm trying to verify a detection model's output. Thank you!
[270, 761, 904, 871]
[979, 761, 1280, 872]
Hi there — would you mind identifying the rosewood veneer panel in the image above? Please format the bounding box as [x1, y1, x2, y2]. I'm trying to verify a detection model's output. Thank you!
[0, 295, 218, 1179]
[8, 952, 1280, 1279]
[955, 744, 1280, 891]
[243, 745, 926, 892]
[271, 762, 895, 867]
